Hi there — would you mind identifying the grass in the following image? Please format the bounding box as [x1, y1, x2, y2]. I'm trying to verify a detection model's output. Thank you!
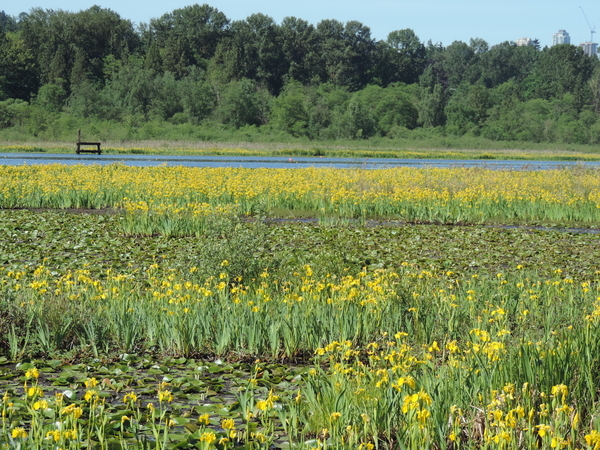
[1, 162, 600, 449]
[2, 138, 600, 160]
[2, 165, 600, 230]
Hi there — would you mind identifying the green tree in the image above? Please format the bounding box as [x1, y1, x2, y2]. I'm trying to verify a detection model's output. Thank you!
[480, 41, 538, 88]
[180, 67, 215, 123]
[445, 82, 492, 135]
[144, 4, 229, 74]
[304, 83, 350, 139]
[482, 98, 551, 142]
[0, 11, 18, 32]
[442, 41, 480, 88]
[214, 78, 272, 128]
[383, 29, 426, 84]
[20, 7, 139, 87]
[101, 58, 156, 119]
[315, 19, 377, 90]
[588, 67, 600, 113]
[0, 29, 38, 100]
[351, 84, 418, 135]
[523, 44, 596, 110]
[208, 14, 286, 94]
[0, 98, 30, 128]
[237, 14, 287, 94]
[150, 71, 183, 120]
[279, 17, 320, 85]
[469, 37, 489, 54]
[418, 67, 446, 127]
[270, 80, 310, 137]
[34, 82, 67, 112]
[67, 79, 105, 118]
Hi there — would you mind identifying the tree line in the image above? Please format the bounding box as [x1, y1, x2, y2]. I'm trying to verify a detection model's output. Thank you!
[1, 4, 600, 144]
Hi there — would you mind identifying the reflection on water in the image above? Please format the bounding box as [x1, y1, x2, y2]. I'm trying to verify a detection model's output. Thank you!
[1, 153, 599, 170]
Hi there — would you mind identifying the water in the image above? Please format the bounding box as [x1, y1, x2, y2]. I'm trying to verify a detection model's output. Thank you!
[1, 153, 599, 170]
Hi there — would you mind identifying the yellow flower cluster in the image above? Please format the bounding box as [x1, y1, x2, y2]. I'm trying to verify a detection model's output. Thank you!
[1, 165, 600, 224]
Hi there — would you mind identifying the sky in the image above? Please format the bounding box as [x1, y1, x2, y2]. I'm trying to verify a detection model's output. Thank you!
[3, 0, 600, 49]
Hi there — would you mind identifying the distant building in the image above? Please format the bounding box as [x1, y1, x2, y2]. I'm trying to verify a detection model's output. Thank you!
[580, 42, 599, 57]
[552, 30, 570, 45]
[516, 37, 534, 46]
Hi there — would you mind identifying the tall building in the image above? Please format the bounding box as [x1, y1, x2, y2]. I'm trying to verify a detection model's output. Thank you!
[580, 42, 599, 57]
[552, 30, 570, 45]
[516, 37, 534, 46]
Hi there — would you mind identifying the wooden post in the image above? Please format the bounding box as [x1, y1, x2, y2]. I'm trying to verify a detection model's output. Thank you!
[78, 129, 81, 143]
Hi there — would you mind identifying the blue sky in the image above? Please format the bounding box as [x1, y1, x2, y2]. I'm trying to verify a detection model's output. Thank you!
[3, 0, 600, 49]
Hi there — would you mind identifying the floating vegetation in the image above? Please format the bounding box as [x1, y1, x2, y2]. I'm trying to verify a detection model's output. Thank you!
[2, 163, 600, 448]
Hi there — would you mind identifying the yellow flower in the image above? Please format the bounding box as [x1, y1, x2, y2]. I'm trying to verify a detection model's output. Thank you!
[84, 377, 98, 388]
[256, 400, 268, 411]
[536, 424, 552, 437]
[572, 412, 580, 430]
[27, 386, 43, 398]
[46, 430, 61, 441]
[63, 429, 78, 440]
[11, 427, 28, 438]
[198, 413, 210, 425]
[200, 431, 217, 444]
[84, 389, 98, 402]
[32, 400, 49, 410]
[222, 418, 235, 429]
[585, 430, 600, 449]
[25, 368, 40, 379]
[61, 404, 83, 418]
[158, 390, 173, 402]
[251, 432, 267, 443]
[123, 392, 138, 403]
[550, 384, 568, 400]
[330, 412, 342, 421]
[416, 408, 431, 427]
[428, 341, 440, 352]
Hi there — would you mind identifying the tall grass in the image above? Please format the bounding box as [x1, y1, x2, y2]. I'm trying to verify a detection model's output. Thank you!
[1, 165, 600, 227]
[2, 263, 600, 448]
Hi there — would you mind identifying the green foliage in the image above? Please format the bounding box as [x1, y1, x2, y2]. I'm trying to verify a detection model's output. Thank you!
[384, 29, 427, 84]
[2, 5, 600, 147]
[0, 98, 29, 128]
[445, 82, 492, 135]
[20, 6, 140, 88]
[34, 82, 67, 113]
[189, 213, 271, 282]
[352, 84, 419, 135]
[442, 40, 480, 88]
[270, 81, 310, 137]
[523, 44, 597, 110]
[145, 4, 229, 73]
[0, 30, 38, 100]
[215, 79, 272, 128]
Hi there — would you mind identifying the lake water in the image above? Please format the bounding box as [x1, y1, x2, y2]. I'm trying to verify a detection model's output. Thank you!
[1, 153, 599, 170]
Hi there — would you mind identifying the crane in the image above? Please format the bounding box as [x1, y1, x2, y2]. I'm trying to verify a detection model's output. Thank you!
[580, 6, 597, 43]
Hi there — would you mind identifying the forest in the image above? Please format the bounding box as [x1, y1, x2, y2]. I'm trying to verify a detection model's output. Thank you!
[1, 4, 600, 145]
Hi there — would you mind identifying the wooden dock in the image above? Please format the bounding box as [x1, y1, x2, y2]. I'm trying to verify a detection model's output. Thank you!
[76, 130, 102, 155]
